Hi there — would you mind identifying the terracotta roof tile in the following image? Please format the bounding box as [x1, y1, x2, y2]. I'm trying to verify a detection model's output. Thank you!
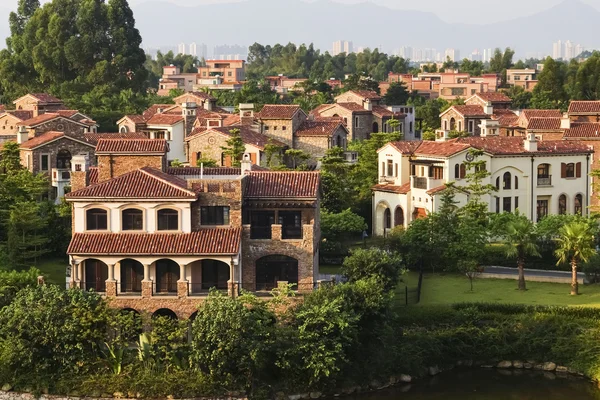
[455, 136, 592, 155]
[83, 132, 147, 146]
[564, 123, 600, 138]
[245, 171, 320, 198]
[473, 92, 512, 103]
[453, 105, 488, 117]
[348, 90, 381, 100]
[167, 167, 241, 176]
[371, 105, 406, 118]
[527, 117, 562, 130]
[295, 119, 347, 137]
[175, 91, 216, 102]
[19, 131, 88, 150]
[6, 110, 34, 121]
[257, 104, 303, 119]
[66, 167, 195, 199]
[414, 140, 471, 157]
[426, 185, 451, 195]
[55, 110, 78, 118]
[372, 183, 410, 194]
[568, 101, 600, 114]
[28, 93, 63, 103]
[388, 141, 422, 154]
[88, 167, 98, 185]
[520, 109, 562, 120]
[146, 113, 184, 125]
[142, 104, 174, 120]
[95, 138, 168, 154]
[124, 114, 146, 124]
[336, 102, 371, 113]
[17, 113, 61, 126]
[68, 228, 241, 256]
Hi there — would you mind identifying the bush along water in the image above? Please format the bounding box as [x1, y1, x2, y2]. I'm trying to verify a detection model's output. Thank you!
[2, 256, 600, 398]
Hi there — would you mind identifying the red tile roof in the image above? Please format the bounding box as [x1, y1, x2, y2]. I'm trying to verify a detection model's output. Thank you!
[473, 92, 512, 103]
[564, 123, 600, 138]
[124, 114, 146, 124]
[68, 228, 241, 256]
[520, 109, 562, 120]
[167, 167, 241, 176]
[88, 167, 98, 185]
[427, 185, 450, 195]
[453, 105, 488, 117]
[28, 93, 63, 103]
[371, 105, 406, 118]
[414, 140, 471, 157]
[95, 138, 168, 154]
[348, 90, 381, 100]
[568, 101, 600, 114]
[146, 113, 184, 125]
[388, 141, 422, 154]
[17, 113, 62, 127]
[295, 119, 347, 137]
[372, 183, 410, 194]
[245, 171, 320, 198]
[19, 131, 65, 149]
[6, 110, 34, 121]
[336, 102, 372, 113]
[455, 136, 592, 155]
[527, 117, 562, 131]
[142, 104, 174, 120]
[174, 91, 216, 102]
[66, 167, 195, 199]
[257, 104, 303, 119]
[55, 110, 78, 118]
[83, 132, 147, 146]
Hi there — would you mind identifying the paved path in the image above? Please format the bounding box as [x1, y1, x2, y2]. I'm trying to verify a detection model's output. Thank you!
[483, 266, 585, 284]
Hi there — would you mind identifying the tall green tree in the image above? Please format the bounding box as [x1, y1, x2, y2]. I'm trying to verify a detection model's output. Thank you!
[531, 57, 567, 109]
[383, 81, 410, 105]
[502, 213, 540, 291]
[555, 220, 596, 295]
[220, 128, 246, 167]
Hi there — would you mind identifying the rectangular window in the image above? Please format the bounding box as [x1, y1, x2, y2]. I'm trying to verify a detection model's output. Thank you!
[282, 126, 287, 131]
[432, 167, 444, 180]
[40, 154, 49, 171]
[503, 197, 511, 213]
[515, 197, 519, 210]
[468, 120, 474, 133]
[495, 197, 500, 214]
[250, 211, 275, 239]
[537, 200, 549, 222]
[200, 206, 230, 226]
[279, 210, 302, 239]
[395, 163, 398, 177]
[355, 117, 359, 128]
[155, 131, 165, 139]
[387, 159, 394, 176]
[158, 210, 179, 231]
[566, 163, 575, 178]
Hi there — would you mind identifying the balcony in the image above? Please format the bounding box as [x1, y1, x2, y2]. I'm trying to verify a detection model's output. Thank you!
[51, 168, 70, 185]
[343, 151, 358, 164]
[537, 175, 552, 187]
[413, 176, 428, 189]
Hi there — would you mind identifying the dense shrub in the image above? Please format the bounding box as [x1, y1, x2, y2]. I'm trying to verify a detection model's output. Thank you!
[0, 267, 40, 308]
[342, 248, 403, 291]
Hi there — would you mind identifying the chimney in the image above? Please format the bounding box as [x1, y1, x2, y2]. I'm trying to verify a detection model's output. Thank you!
[483, 101, 493, 115]
[204, 99, 213, 111]
[524, 133, 538, 152]
[241, 152, 252, 173]
[17, 126, 28, 144]
[239, 103, 255, 126]
[364, 99, 372, 111]
[70, 154, 90, 192]
[182, 102, 197, 137]
[560, 113, 571, 129]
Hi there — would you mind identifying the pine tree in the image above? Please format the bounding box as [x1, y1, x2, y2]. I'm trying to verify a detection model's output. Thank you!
[7, 201, 50, 268]
[220, 129, 246, 167]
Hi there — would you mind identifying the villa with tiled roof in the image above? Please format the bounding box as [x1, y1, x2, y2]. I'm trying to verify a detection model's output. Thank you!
[65, 140, 321, 318]
[372, 135, 593, 235]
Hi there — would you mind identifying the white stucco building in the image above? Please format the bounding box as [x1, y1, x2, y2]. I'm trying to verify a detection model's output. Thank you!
[372, 135, 593, 236]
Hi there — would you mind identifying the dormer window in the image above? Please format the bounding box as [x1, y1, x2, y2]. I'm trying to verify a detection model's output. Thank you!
[87, 208, 108, 231]
[122, 209, 143, 231]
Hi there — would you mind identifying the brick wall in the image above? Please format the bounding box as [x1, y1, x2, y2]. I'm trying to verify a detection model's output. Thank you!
[187, 179, 243, 228]
[97, 154, 165, 182]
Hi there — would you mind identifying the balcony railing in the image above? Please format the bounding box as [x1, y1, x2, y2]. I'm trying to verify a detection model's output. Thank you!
[51, 168, 71, 183]
[153, 282, 177, 295]
[537, 175, 552, 186]
[413, 176, 428, 189]
[119, 281, 142, 295]
[188, 282, 228, 296]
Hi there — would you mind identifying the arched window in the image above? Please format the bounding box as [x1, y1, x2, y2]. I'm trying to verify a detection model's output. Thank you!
[450, 118, 456, 130]
[460, 164, 466, 179]
[409, 121, 413, 133]
[372, 122, 379, 133]
[86, 208, 107, 231]
[384, 208, 391, 230]
[559, 194, 567, 215]
[444, 120, 448, 130]
[454, 164, 460, 179]
[495, 177, 500, 190]
[157, 209, 179, 231]
[56, 149, 72, 169]
[394, 207, 404, 227]
[458, 121, 462, 131]
[575, 194, 583, 215]
[119, 125, 129, 133]
[515, 176, 519, 190]
[503, 172, 511, 190]
[122, 209, 143, 231]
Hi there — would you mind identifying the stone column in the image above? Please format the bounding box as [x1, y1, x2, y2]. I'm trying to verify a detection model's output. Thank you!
[105, 264, 117, 297]
[228, 260, 235, 298]
[77, 262, 83, 289]
[178, 264, 187, 282]
[69, 262, 77, 289]
[107, 264, 115, 282]
[142, 264, 152, 298]
[271, 224, 282, 241]
[177, 263, 188, 299]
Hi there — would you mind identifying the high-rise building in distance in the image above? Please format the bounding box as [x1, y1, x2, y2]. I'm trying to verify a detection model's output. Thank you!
[189, 42, 197, 57]
[332, 40, 353, 56]
[178, 42, 186, 55]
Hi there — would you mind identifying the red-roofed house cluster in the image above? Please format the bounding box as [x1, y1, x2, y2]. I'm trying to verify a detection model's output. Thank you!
[372, 135, 593, 235]
[64, 140, 322, 318]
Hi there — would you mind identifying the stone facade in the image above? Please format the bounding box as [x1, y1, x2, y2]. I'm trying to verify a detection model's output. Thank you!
[97, 154, 165, 183]
[186, 130, 261, 166]
[25, 117, 87, 138]
[260, 112, 306, 147]
[188, 179, 243, 228]
[293, 125, 347, 163]
[316, 104, 373, 141]
[440, 108, 483, 136]
[0, 113, 23, 136]
[20, 137, 96, 175]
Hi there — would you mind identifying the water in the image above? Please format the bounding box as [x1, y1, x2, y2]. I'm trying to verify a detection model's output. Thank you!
[357, 369, 600, 400]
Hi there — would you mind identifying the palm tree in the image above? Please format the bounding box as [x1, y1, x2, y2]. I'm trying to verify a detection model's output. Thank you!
[503, 216, 540, 291]
[555, 221, 596, 295]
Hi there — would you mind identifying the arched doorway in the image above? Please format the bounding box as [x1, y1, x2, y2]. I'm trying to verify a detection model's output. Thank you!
[256, 255, 299, 291]
[559, 194, 567, 215]
[120, 259, 143, 293]
[372, 122, 379, 133]
[152, 308, 178, 320]
[155, 259, 179, 294]
[201, 260, 229, 291]
[56, 149, 72, 169]
[120, 126, 129, 133]
[84, 259, 108, 292]
[394, 207, 404, 227]
[384, 208, 391, 230]
[575, 194, 583, 215]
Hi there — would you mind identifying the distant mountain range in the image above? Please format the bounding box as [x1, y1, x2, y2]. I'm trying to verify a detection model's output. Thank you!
[129, 0, 598, 56]
[0, 0, 598, 57]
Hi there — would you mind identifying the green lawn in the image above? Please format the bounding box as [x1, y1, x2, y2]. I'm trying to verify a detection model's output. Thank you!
[30, 257, 68, 286]
[412, 273, 600, 307]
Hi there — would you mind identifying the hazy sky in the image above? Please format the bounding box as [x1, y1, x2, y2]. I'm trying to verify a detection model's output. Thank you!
[0, 0, 597, 24]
